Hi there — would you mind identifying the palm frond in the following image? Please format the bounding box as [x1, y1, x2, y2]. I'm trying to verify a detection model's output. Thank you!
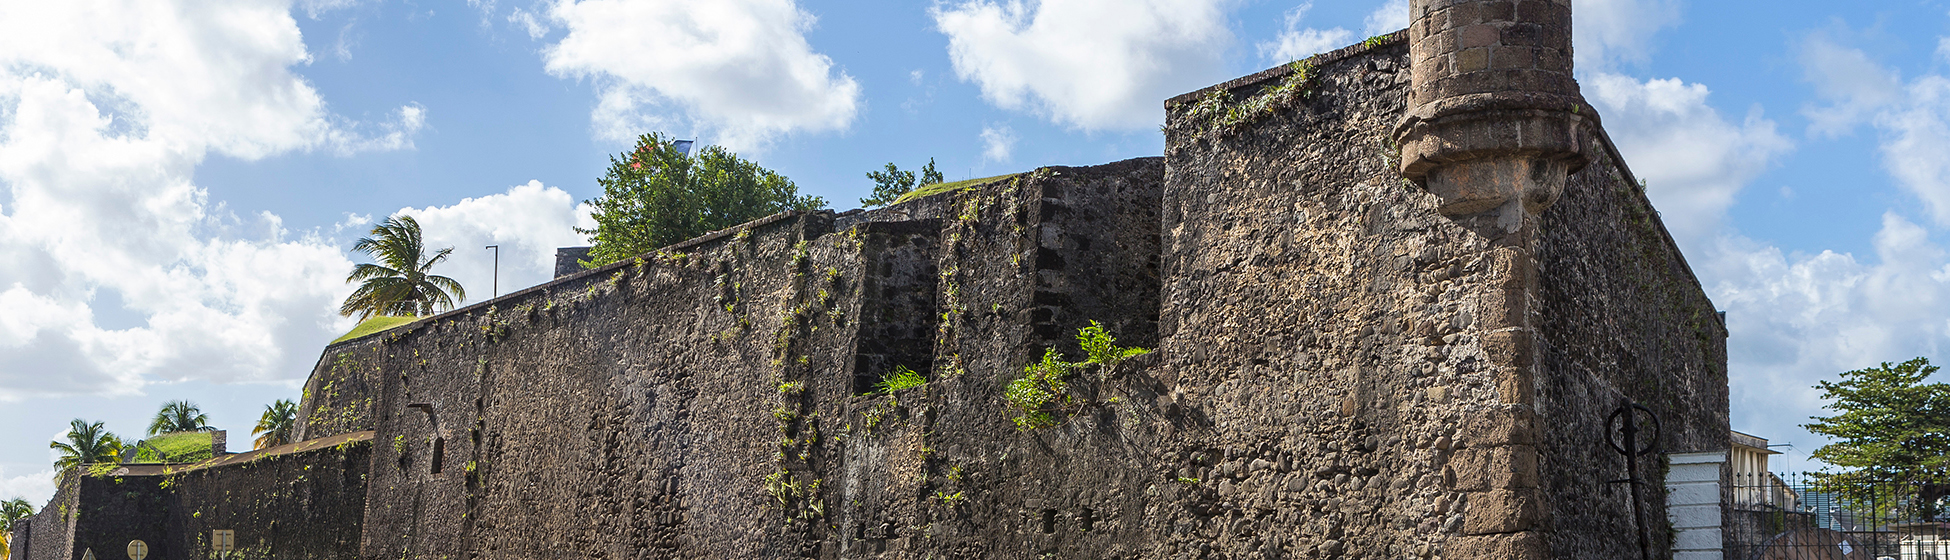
[343, 215, 463, 320]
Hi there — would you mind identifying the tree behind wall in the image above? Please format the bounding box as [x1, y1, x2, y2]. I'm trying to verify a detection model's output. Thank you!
[860, 158, 943, 207]
[1, 497, 31, 558]
[50, 418, 122, 475]
[254, 399, 297, 449]
[148, 400, 214, 436]
[1804, 357, 1950, 520]
[340, 215, 466, 319]
[577, 133, 825, 267]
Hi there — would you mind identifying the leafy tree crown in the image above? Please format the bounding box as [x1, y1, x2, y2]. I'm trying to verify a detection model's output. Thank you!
[1804, 357, 1950, 520]
[577, 133, 824, 267]
[859, 158, 942, 207]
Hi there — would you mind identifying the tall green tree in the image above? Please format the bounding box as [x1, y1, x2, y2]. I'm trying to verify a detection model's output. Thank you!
[50, 419, 122, 474]
[254, 399, 298, 450]
[148, 400, 214, 436]
[1804, 357, 1950, 520]
[578, 133, 826, 267]
[340, 215, 466, 319]
[2, 496, 33, 558]
[859, 158, 943, 207]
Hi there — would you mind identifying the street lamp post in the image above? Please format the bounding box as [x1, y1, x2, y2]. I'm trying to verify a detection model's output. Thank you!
[485, 245, 499, 298]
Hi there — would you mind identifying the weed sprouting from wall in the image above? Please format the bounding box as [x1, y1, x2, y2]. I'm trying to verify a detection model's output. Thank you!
[1005, 322, 1150, 430]
[873, 366, 926, 395]
[1005, 349, 1072, 430]
[1178, 60, 1318, 138]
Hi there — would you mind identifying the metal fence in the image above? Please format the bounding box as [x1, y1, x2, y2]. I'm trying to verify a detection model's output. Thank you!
[1728, 472, 1950, 560]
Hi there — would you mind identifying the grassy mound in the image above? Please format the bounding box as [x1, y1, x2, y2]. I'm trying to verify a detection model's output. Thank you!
[892, 173, 1023, 205]
[331, 315, 419, 344]
[137, 431, 213, 463]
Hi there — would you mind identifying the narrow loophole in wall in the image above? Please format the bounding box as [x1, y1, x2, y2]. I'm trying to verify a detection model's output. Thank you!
[430, 437, 445, 474]
[1040, 509, 1057, 534]
[1079, 507, 1095, 532]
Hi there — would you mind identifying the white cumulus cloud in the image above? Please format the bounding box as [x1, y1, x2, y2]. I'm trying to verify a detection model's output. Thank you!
[980, 124, 1017, 163]
[1259, 0, 1405, 67]
[1796, 34, 1950, 228]
[1585, 73, 1792, 250]
[0, 0, 423, 400]
[542, 0, 862, 151]
[933, 0, 1232, 130]
[1572, 0, 1682, 69]
[0, 466, 56, 506]
[1363, 0, 1407, 36]
[394, 181, 596, 300]
[1700, 215, 1950, 463]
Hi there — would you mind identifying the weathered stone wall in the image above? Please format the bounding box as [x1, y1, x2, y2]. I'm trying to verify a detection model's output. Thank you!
[350, 210, 836, 560]
[1163, 36, 1478, 560]
[1533, 137, 1731, 559]
[31, 23, 1727, 560]
[818, 160, 1169, 559]
[19, 434, 370, 560]
[16, 470, 80, 560]
[294, 340, 387, 441]
[1158, 32, 1724, 559]
[298, 157, 1166, 559]
[154, 435, 372, 559]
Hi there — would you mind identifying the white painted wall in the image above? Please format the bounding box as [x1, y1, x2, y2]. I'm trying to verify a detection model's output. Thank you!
[1668, 451, 1728, 560]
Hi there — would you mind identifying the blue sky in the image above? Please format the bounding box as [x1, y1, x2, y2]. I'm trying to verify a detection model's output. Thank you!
[4, 0, 1950, 502]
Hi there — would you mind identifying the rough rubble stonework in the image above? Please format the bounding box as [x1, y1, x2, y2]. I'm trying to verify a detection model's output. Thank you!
[11, 8, 1731, 560]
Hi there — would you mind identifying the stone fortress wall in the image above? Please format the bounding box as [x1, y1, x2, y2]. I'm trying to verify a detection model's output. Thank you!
[13, 432, 372, 560]
[10, 3, 1732, 558]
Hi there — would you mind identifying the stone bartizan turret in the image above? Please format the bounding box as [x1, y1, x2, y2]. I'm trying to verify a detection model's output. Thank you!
[1395, 0, 1594, 231]
[1394, 1, 1598, 558]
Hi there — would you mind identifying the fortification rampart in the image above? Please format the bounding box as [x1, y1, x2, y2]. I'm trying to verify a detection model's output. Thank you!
[17, 19, 1730, 560]
[13, 432, 371, 560]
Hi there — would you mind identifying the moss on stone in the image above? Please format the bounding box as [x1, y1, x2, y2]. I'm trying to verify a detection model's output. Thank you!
[332, 315, 419, 344]
[892, 173, 1023, 205]
[130, 431, 213, 463]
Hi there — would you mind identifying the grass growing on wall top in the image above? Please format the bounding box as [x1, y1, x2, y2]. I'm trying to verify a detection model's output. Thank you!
[331, 315, 418, 344]
[138, 431, 213, 463]
[892, 173, 1023, 205]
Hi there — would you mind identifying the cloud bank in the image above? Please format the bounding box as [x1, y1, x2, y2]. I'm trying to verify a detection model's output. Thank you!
[542, 0, 862, 151]
[933, 0, 1232, 130]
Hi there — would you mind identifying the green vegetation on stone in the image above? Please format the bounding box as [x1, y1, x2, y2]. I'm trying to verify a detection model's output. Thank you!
[1005, 321, 1150, 431]
[892, 173, 1022, 205]
[332, 315, 418, 344]
[1005, 349, 1072, 430]
[873, 366, 927, 395]
[1183, 60, 1317, 136]
[579, 132, 825, 267]
[340, 215, 466, 319]
[135, 431, 213, 463]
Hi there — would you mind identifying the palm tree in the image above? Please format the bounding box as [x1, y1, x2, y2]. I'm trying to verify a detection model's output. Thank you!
[50, 419, 122, 473]
[253, 399, 298, 449]
[2, 497, 33, 558]
[147, 400, 214, 436]
[340, 215, 466, 319]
